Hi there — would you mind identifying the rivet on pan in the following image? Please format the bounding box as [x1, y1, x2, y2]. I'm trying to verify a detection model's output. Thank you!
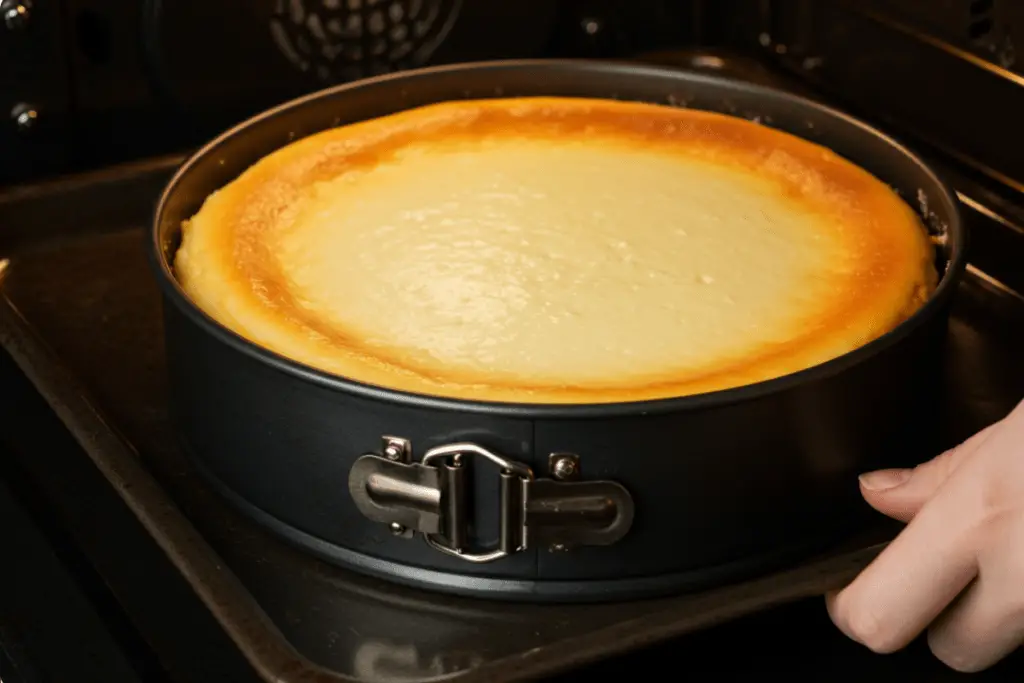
[381, 436, 411, 462]
[549, 453, 581, 481]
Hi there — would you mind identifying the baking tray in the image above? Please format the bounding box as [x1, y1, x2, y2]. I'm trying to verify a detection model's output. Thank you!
[1, 155, 1023, 681]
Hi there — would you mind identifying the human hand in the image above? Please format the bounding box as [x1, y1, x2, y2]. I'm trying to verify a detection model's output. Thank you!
[827, 397, 1024, 672]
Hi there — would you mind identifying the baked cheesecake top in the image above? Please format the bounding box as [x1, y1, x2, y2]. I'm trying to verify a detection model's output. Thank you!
[175, 96, 936, 404]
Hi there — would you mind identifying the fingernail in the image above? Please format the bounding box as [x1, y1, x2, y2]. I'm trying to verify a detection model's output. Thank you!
[859, 468, 912, 491]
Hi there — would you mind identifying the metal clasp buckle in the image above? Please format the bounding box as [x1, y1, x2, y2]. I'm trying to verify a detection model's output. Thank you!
[348, 437, 634, 564]
[421, 443, 533, 563]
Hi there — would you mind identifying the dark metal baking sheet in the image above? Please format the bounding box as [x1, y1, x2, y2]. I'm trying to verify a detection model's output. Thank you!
[1, 150, 1023, 681]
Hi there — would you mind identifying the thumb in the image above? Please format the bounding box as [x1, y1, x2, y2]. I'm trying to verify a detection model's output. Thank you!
[857, 420, 1002, 523]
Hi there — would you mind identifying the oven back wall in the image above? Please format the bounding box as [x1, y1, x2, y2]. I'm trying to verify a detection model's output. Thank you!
[0, 0, 701, 187]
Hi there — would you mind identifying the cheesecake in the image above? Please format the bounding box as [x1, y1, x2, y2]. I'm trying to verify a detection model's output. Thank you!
[175, 97, 937, 404]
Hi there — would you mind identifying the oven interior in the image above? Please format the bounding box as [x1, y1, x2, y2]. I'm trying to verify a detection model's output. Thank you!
[0, 1, 1022, 681]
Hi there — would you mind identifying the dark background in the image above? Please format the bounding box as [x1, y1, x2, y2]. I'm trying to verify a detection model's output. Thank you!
[5, 0, 1021, 189]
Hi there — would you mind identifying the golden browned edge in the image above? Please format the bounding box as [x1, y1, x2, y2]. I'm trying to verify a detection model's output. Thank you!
[177, 96, 938, 404]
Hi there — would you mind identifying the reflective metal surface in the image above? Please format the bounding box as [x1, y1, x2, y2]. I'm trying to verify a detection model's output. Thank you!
[349, 438, 634, 564]
[0, 0, 30, 31]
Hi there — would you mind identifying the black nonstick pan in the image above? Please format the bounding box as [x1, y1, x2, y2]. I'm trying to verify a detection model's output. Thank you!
[149, 60, 966, 602]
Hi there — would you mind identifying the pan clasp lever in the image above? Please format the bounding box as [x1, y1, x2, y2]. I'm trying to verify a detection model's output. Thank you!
[348, 437, 635, 563]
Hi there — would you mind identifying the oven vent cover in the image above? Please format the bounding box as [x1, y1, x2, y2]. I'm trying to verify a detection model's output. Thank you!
[269, 0, 463, 81]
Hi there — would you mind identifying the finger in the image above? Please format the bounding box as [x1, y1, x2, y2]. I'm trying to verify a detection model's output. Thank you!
[927, 517, 1024, 672]
[827, 479, 981, 653]
[859, 419, 1003, 523]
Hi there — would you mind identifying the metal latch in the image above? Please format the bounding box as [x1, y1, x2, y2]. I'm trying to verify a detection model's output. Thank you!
[348, 437, 634, 563]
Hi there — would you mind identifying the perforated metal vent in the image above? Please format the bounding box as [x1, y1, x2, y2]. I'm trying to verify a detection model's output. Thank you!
[269, 0, 462, 82]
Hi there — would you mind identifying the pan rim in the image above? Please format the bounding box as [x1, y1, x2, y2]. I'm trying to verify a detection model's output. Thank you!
[148, 58, 967, 419]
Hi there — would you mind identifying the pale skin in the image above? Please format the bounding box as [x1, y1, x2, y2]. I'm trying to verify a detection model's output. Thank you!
[827, 396, 1024, 672]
